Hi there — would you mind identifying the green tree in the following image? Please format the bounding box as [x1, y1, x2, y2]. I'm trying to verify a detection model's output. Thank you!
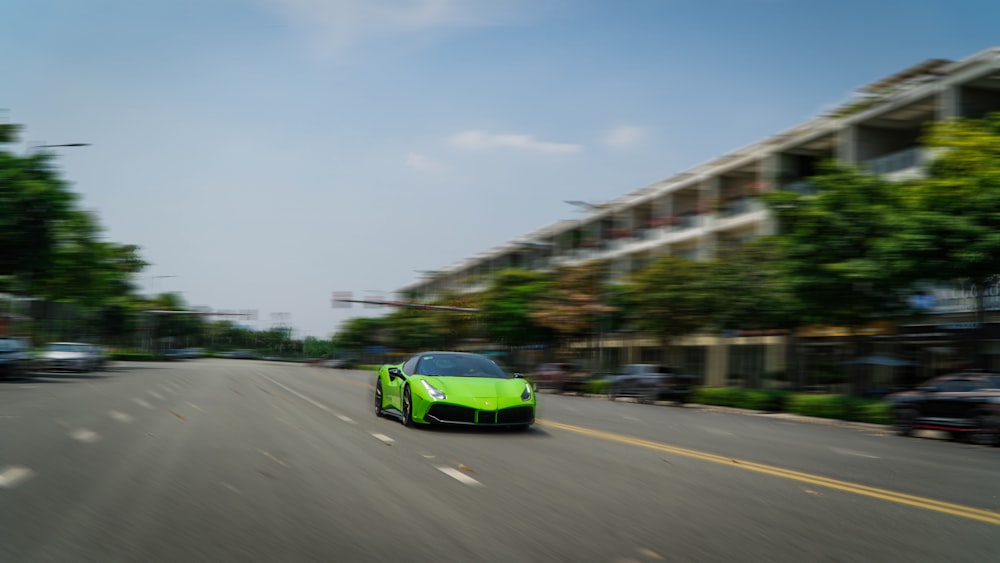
[1, 123, 147, 311]
[707, 239, 797, 331]
[332, 317, 388, 353]
[148, 292, 205, 348]
[891, 112, 1000, 365]
[481, 270, 555, 348]
[384, 309, 447, 352]
[531, 261, 615, 348]
[765, 163, 916, 394]
[624, 256, 716, 349]
[0, 125, 78, 293]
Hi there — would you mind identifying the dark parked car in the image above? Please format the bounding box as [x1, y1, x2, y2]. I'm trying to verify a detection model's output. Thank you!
[530, 362, 590, 392]
[888, 372, 1000, 445]
[607, 364, 695, 403]
[0, 337, 32, 379]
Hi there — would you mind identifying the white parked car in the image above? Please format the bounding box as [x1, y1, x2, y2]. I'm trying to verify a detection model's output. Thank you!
[37, 342, 101, 372]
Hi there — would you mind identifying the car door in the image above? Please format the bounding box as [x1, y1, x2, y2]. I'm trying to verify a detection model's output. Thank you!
[923, 378, 967, 423]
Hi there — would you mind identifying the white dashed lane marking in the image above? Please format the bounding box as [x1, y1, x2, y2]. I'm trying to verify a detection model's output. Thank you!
[259, 375, 332, 413]
[337, 414, 355, 423]
[0, 466, 34, 489]
[148, 390, 165, 401]
[830, 447, 880, 459]
[436, 466, 483, 487]
[108, 410, 134, 423]
[69, 428, 101, 443]
[185, 402, 204, 412]
[158, 384, 174, 394]
[133, 398, 153, 409]
[371, 433, 394, 444]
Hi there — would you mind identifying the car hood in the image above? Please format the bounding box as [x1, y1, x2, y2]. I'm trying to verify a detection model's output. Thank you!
[42, 351, 88, 360]
[423, 376, 529, 398]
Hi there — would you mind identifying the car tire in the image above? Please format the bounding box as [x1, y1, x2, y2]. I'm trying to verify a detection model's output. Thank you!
[967, 414, 999, 446]
[893, 408, 916, 437]
[374, 378, 385, 418]
[402, 384, 413, 427]
[644, 388, 659, 404]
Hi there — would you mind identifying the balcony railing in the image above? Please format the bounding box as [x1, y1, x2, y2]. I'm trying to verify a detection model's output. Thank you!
[863, 147, 925, 175]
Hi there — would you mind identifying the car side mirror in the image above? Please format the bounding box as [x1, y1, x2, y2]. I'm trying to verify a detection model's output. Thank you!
[513, 373, 525, 379]
[388, 367, 403, 380]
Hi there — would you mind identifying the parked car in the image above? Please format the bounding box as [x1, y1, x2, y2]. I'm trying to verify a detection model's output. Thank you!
[0, 337, 32, 379]
[607, 364, 695, 403]
[530, 362, 591, 393]
[888, 371, 1000, 445]
[37, 342, 101, 372]
[324, 357, 355, 369]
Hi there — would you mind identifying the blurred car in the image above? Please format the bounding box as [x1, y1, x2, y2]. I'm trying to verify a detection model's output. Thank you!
[530, 362, 591, 393]
[181, 347, 204, 359]
[607, 364, 695, 403]
[888, 371, 1000, 445]
[324, 357, 355, 369]
[86, 345, 109, 370]
[0, 337, 32, 379]
[37, 342, 100, 372]
[375, 351, 535, 429]
[163, 348, 186, 360]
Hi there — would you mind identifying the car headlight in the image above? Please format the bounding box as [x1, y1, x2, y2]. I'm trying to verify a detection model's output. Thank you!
[421, 380, 446, 400]
[521, 383, 532, 402]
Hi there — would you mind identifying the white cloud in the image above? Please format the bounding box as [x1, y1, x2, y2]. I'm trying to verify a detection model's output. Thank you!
[403, 152, 449, 173]
[603, 124, 645, 148]
[257, 0, 530, 52]
[450, 130, 582, 154]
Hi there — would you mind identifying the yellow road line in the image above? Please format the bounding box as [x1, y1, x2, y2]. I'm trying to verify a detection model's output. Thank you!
[539, 419, 1000, 527]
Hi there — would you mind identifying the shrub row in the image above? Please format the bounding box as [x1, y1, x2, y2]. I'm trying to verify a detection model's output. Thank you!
[784, 394, 892, 425]
[691, 387, 789, 412]
[690, 387, 892, 425]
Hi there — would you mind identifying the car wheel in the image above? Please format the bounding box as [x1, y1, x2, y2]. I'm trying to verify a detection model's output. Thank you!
[967, 414, 999, 446]
[374, 378, 385, 418]
[893, 408, 916, 437]
[402, 384, 413, 427]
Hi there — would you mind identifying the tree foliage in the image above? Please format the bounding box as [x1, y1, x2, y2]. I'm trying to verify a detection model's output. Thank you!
[892, 113, 1000, 288]
[764, 163, 912, 326]
[531, 261, 615, 344]
[481, 269, 555, 347]
[0, 124, 147, 305]
[624, 256, 716, 343]
[706, 239, 797, 331]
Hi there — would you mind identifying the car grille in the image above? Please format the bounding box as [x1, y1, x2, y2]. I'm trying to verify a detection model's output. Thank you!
[426, 404, 476, 424]
[497, 406, 534, 425]
[426, 404, 534, 425]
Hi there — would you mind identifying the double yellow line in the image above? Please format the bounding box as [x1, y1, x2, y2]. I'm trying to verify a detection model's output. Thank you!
[539, 419, 1000, 527]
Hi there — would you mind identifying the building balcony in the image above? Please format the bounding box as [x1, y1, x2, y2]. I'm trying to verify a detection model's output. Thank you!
[863, 147, 926, 176]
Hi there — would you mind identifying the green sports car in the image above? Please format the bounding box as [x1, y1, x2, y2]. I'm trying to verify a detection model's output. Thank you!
[375, 351, 535, 429]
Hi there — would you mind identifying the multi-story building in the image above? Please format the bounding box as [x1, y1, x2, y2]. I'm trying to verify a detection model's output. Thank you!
[399, 47, 1000, 387]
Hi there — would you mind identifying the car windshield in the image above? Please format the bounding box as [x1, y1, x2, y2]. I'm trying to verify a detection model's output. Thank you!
[45, 343, 86, 352]
[414, 354, 508, 378]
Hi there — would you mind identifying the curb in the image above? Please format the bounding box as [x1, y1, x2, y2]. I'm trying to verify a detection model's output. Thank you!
[557, 390, 892, 433]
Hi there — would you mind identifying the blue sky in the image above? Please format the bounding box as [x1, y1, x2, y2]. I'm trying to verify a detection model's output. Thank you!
[2, 0, 998, 337]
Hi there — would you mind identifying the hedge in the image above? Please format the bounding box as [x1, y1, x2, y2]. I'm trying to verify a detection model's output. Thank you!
[691, 387, 789, 412]
[784, 393, 891, 425]
[690, 388, 891, 424]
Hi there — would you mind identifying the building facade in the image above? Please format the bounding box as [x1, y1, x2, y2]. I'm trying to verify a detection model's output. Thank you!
[399, 48, 1000, 387]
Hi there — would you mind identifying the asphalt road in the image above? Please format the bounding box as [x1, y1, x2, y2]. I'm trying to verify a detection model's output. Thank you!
[1, 360, 998, 562]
